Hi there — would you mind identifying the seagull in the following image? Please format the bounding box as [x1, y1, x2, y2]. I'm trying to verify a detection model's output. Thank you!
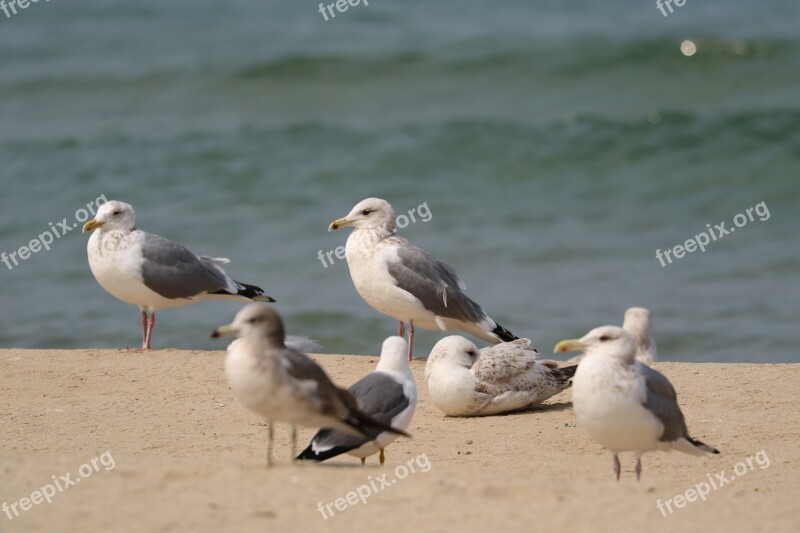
[424, 336, 575, 416]
[567, 307, 657, 364]
[297, 336, 417, 465]
[328, 198, 519, 361]
[555, 325, 719, 481]
[212, 304, 409, 466]
[623, 307, 657, 363]
[82, 200, 274, 350]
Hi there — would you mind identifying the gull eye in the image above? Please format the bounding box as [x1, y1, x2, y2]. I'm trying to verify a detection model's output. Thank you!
[361, 209, 372, 216]
[112, 209, 122, 216]
[599, 335, 611, 342]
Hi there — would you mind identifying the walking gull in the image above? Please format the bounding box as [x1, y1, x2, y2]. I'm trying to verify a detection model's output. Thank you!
[212, 304, 409, 466]
[82, 200, 274, 350]
[328, 198, 519, 361]
[555, 325, 718, 481]
[297, 336, 417, 465]
[567, 307, 657, 364]
[425, 336, 575, 416]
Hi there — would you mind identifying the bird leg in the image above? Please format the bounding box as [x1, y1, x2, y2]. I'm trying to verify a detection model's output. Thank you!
[613, 454, 621, 481]
[407, 321, 415, 362]
[635, 456, 642, 481]
[142, 311, 156, 350]
[139, 310, 148, 348]
[360, 458, 366, 466]
[397, 321, 405, 337]
[266, 421, 274, 468]
[379, 448, 385, 465]
[290, 425, 297, 463]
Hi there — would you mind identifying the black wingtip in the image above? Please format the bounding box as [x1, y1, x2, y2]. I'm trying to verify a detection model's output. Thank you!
[558, 364, 579, 379]
[688, 436, 720, 454]
[233, 281, 275, 302]
[492, 323, 519, 343]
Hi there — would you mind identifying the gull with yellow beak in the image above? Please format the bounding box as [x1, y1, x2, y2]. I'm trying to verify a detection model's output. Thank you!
[555, 325, 718, 481]
[212, 304, 409, 466]
[329, 197, 519, 361]
[83, 200, 274, 350]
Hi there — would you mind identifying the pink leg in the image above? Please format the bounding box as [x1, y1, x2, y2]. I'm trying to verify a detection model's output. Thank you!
[397, 321, 405, 337]
[635, 457, 642, 481]
[140, 310, 148, 348]
[613, 454, 621, 481]
[143, 312, 156, 350]
[407, 321, 415, 362]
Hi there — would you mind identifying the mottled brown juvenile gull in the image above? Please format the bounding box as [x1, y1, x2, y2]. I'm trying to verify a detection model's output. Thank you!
[212, 304, 409, 466]
[424, 336, 575, 416]
[297, 336, 416, 465]
[555, 325, 718, 481]
[83, 200, 274, 350]
[328, 197, 519, 361]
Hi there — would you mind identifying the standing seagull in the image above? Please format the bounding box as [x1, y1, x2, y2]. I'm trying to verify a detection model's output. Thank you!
[212, 304, 409, 466]
[425, 336, 575, 416]
[328, 198, 519, 361]
[83, 200, 274, 350]
[297, 336, 417, 465]
[555, 326, 718, 481]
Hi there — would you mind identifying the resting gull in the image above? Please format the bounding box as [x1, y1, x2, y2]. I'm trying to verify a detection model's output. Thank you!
[83, 200, 274, 350]
[212, 304, 409, 466]
[297, 336, 417, 465]
[555, 325, 718, 481]
[328, 198, 519, 361]
[424, 336, 575, 416]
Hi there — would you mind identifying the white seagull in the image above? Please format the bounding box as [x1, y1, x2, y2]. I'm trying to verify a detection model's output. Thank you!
[83, 200, 274, 350]
[328, 198, 519, 361]
[555, 325, 719, 481]
[297, 336, 417, 465]
[424, 336, 575, 416]
[212, 304, 409, 466]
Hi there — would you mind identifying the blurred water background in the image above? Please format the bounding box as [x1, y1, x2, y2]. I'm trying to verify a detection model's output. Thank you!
[0, 0, 798, 361]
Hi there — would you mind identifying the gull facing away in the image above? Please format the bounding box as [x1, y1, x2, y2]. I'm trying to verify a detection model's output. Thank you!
[424, 336, 576, 416]
[212, 304, 409, 466]
[297, 336, 417, 465]
[568, 307, 658, 364]
[328, 198, 519, 361]
[83, 200, 274, 350]
[555, 326, 718, 481]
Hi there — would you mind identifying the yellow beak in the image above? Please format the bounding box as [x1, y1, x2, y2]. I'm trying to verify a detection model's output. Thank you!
[554, 339, 587, 353]
[328, 217, 353, 232]
[82, 219, 104, 233]
[210, 324, 239, 339]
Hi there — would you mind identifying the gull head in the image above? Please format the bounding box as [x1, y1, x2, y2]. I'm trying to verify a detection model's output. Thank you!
[82, 200, 136, 233]
[328, 198, 396, 233]
[211, 304, 285, 346]
[425, 335, 479, 380]
[623, 307, 657, 360]
[554, 325, 636, 363]
[376, 336, 410, 373]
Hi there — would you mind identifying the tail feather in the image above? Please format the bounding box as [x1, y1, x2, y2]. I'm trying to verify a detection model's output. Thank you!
[297, 443, 355, 462]
[687, 436, 720, 455]
[338, 387, 409, 439]
[214, 280, 275, 302]
[492, 322, 519, 343]
[540, 362, 578, 387]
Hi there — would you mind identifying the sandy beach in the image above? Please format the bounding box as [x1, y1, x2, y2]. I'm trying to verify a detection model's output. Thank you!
[1, 349, 797, 532]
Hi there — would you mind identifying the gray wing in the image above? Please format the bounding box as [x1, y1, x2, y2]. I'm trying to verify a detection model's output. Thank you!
[386, 245, 486, 322]
[639, 363, 690, 442]
[139, 233, 232, 299]
[307, 373, 410, 451]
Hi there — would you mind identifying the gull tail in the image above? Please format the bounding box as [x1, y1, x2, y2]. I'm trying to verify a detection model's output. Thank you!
[227, 281, 276, 302]
[296, 431, 357, 463]
[687, 436, 720, 456]
[491, 322, 519, 343]
[338, 387, 409, 439]
[540, 361, 578, 387]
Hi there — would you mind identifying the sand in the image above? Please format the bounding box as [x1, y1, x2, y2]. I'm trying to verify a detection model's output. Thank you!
[1, 349, 798, 532]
